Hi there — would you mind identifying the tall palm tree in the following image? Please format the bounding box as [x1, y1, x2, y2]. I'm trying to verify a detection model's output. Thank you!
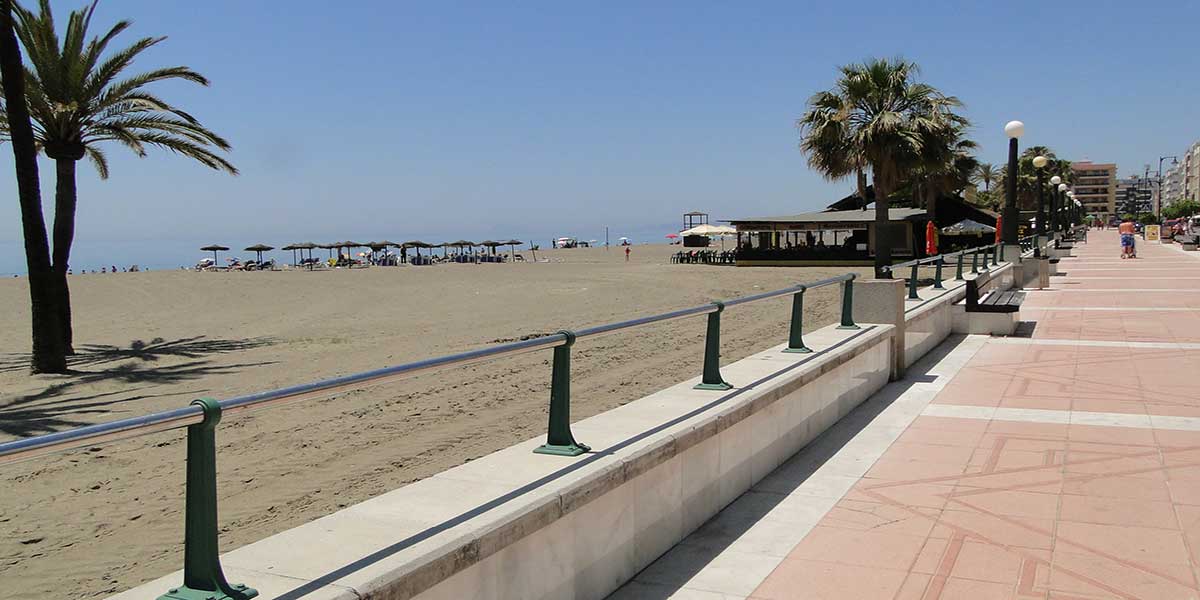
[1, 0, 237, 353]
[799, 58, 959, 277]
[911, 120, 976, 218]
[974, 163, 996, 193]
[0, 0, 65, 372]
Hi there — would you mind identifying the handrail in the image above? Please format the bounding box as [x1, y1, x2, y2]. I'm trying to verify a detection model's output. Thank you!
[0, 270, 861, 600]
[0, 273, 856, 465]
[881, 242, 996, 273]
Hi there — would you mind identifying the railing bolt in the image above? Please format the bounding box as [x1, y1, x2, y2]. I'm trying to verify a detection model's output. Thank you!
[695, 302, 733, 390]
[158, 399, 257, 600]
[838, 275, 860, 329]
[933, 257, 945, 289]
[783, 287, 812, 353]
[535, 331, 590, 456]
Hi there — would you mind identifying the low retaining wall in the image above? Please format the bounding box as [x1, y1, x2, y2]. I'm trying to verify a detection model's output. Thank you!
[111, 323, 894, 600]
[901, 262, 1014, 370]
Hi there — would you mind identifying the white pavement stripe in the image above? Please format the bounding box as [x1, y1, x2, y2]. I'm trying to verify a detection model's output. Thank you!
[922, 404, 1200, 432]
[1024, 288, 1200, 293]
[989, 337, 1200, 350]
[1025, 307, 1197, 312]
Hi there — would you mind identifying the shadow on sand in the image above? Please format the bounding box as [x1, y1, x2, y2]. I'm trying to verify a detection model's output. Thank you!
[0, 336, 277, 438]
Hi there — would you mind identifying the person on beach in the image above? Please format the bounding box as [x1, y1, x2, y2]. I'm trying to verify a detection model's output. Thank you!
[1119, 216, 1136, 259]
[624, 246, 631, 262]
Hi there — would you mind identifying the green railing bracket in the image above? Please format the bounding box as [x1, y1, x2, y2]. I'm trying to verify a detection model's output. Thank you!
[971, 251, 979, 274]
[955, 253, 964, 280]
[535, 330, 591, 456]
[837, 275, 860, 330]
[158, 399, 257, 600]
[907, 264, 920, 300]
[695, 302, 733, 390]
[783, 287, 812, 354]
[979, 249, 990, 272]
[933, 257, 945, 289]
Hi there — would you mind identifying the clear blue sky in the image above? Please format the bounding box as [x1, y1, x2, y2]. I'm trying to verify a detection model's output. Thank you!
[2, 0, 1198, 273]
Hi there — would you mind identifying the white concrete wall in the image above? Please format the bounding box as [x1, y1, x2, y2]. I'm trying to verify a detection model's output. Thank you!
[109, 324, 894, 600]
[900, 263, 1015, 370]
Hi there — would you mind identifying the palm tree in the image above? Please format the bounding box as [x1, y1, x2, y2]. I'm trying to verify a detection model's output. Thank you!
[799, 58, 960, 277]
[911, 120, 976, 218]
[974, 163, 996, 193]
[0, 0, 65, 372]
[1, 0, 236, 354]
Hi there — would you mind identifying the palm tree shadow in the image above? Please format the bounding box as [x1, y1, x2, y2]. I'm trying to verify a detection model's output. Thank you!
[0, 336, 278, 438]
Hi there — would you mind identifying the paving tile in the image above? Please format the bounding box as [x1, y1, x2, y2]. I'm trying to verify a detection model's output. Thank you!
[785, 525, 927, 570]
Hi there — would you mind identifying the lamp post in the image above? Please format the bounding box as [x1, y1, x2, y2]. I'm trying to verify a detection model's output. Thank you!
[1003, 121, 1024, 244]
[1058, 183, 1069, 228]
[1050, 175, 1062, 234]
[1158, 156, 1178, 217]
[1033, 155, 1048, 257]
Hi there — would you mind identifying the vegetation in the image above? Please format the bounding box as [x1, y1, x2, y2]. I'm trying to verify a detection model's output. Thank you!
[995, 146, 1073, 211]
[798, 58, 967, 277]
[0, 0, 235, 372]
[1163, 200, 1200, 220]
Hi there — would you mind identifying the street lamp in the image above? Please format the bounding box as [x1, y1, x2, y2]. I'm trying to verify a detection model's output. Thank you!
[1050, 175, 1063, 234]
[1003, 121, 1024, 244]
[1033, 155, 1048, 256]
[1157, 155, 1178, 217]
[1059, 183, 1070, 228]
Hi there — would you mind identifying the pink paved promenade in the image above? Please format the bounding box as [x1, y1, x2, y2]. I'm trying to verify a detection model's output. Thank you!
[614, 230, 1200, 600]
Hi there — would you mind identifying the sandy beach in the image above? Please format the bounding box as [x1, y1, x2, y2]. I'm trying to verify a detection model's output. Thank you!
[0, 244, 864, 599]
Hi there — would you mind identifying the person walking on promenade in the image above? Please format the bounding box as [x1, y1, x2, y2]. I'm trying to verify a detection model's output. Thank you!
[1119, 216, 1136, 259]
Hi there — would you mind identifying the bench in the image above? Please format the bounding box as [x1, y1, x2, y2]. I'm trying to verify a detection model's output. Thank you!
[965, 279, 1024, 313]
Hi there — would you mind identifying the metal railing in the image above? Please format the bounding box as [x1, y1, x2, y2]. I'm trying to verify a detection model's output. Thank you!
[880, 242, 1003, 300]
[0, 272, 860, 600]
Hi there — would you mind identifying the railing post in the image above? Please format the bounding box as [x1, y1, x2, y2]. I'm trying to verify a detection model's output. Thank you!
[907, 264, 920, 300]
[955, 252, 964, 280]
[534, 331, 590, 456]
[159, 399, 257, 600]
[933, 257, 945, 289]
[993, 244, 1001, 266]
[838, 275, 860, 329]
[971, 250, 978, 274]
[695, 302, 733, 390]
[783, 287, 811, 353]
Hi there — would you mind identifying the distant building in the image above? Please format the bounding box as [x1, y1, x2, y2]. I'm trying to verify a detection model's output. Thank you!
[1186, 141, 1200, 204]
[1163, 162, 1185, 208]
[1115, 176, 1155, 216]
[1070, 161, 1118, 220]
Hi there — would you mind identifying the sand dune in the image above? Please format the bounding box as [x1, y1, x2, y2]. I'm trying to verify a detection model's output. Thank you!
[0, 244, 864, 598]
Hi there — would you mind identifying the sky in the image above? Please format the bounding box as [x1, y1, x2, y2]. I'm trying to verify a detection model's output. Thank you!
[2, 0, 1198, 274]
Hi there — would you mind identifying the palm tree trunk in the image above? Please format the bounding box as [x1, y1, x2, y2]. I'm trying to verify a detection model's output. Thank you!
[0, 0, 67, 373]
[52, 158, 78, 354]
[873, 174, 892, 278]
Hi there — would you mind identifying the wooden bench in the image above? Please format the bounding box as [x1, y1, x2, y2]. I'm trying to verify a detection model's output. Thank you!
[965, 279, 1024, 314]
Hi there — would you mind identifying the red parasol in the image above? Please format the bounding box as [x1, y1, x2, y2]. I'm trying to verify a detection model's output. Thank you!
[994, 216, 1003, 243]
[665, 234, 679, 239]
[925, 221, 937, 255]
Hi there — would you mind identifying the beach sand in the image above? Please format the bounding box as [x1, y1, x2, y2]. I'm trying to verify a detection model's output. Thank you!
[0, 244, 865, 599]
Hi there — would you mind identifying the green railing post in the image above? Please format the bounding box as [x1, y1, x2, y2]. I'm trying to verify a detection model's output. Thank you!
[783, 287, 811, 354]
[992, 244, 1001, 266]
[980, 248, 990, 272]
[695, 302, 733, 390]
[838, 275, 860, 329]
[534, 331, 590, 456]
[955, 252, 964, 280]
[907, 264, 920, 300]
[933, 257, 945, 289]
[970, 250, 978, 274]
[159, 399, 257, 600]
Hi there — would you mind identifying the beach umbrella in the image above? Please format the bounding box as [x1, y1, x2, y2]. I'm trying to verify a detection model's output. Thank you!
[941, 219, 995, 236]
[200, 244, 228, 265]
[281, 244, 300, 266]
[501, 239, 523, 261]
[244, 244, 274, 266]
[402, 240, 432, 263]
[994, 216, 1003, 243]
[925, 221, 937, 256]
[480, 240, 503, 256]
[292, 242, 318, 265]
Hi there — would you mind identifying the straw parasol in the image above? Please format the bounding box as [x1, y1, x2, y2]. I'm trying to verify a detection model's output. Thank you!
[244, 244, 274, 265]
[402, 240, 433, 262]
[479, 240, 503, 256]
[200, 244, 228, 264]
[281, 244, 300, 266]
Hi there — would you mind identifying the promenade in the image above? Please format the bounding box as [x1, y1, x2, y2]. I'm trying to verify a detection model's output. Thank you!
[614, 230, 1200, 600]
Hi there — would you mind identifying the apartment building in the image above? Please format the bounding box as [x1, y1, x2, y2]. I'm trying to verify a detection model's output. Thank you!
[1116, 176, 1155, 215]
[1070, 161, 1118, 220]
[1163, 162, 1185, 208]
